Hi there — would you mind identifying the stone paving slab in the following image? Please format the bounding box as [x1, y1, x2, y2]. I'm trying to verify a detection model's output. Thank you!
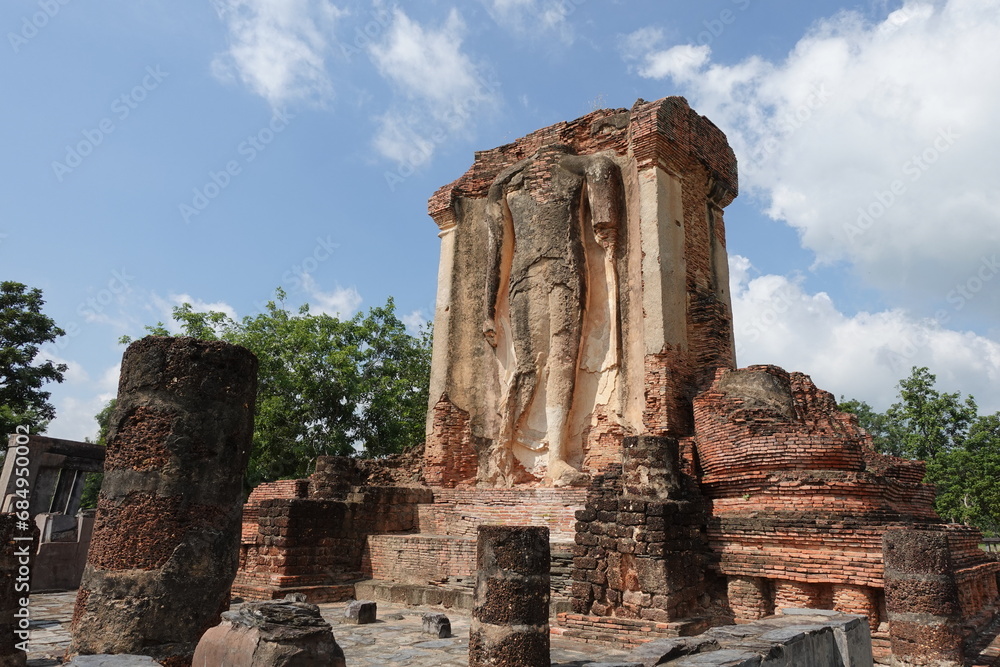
[25, 590, 631, 666]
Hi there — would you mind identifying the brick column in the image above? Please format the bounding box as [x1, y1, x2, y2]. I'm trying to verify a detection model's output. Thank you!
[621, 435, 680, 498]
[469, 526, 550, 666]
[883, 528, 964, 667]
[832, 584, 879, 632]
[773, 579, 829, 611]
[728, 576, 773, 622]
[69, 337, 257, 667]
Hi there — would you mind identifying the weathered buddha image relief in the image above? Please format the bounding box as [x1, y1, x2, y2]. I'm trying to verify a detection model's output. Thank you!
[482, 145, 625, 486]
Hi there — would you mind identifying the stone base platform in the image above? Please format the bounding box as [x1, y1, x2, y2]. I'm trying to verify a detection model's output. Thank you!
[354, 579, 574, 617]
[231, 583, 357, 604]
[553, 613, 710, 648]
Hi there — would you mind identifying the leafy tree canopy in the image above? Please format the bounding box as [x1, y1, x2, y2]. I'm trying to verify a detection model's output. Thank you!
[120, 289, 431, 488]
[0, 281, 67, 435]
[840, 366, 1000, 536]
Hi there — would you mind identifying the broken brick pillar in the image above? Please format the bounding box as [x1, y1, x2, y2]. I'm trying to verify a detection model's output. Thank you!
[469, 525, 550, 667]
[727, 576, 773, 622]
[832, 584, 880, 632]
[572, 436, 713, 622]
[883, 528, 964, 667]
[69, 337, 258, 667]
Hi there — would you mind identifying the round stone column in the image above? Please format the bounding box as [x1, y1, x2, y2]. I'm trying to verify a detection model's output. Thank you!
[69, 337, 257, 666]
[469, 525, 550, 667]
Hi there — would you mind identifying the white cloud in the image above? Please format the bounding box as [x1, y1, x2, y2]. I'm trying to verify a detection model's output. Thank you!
[482, 0, 578, 43]
[400, 309, 428, 333]
[151, 293, 238, 334]
[46, 363, 120, 442]
[731, 255, 1000, 413]
[212, 0, 344, 107]
[367, 7, 500, 166]
[301, 274, 362, 318]
[629, 0, 1000, 321]
[639, 44, 711, 82]
[43, 353, 89, 385]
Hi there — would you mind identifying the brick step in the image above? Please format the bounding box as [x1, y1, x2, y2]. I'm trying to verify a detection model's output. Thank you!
[552, 612, 709, 648]
[231, 582, 356, 604]
[353, 579, 574, 618]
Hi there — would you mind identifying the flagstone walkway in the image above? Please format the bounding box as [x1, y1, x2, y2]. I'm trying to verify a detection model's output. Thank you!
[25, 591, 632, 666]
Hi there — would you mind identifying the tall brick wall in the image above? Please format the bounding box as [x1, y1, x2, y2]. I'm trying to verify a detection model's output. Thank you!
[426, 96, 738, 484]
[363, 534, 476, 585]
[422, 394, 478, 487]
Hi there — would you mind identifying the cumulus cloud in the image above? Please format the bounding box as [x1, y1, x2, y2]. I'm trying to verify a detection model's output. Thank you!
[212, 0, 345, 107]
[400, 309, 428, 333]
[367, 7, 500, 167]
[301, 274, 362, 317]
[628, 0, 1000, 321]
[47, 363, 120, 442]
[482, 0, 579, 43]
[731, 255, 1000, 413]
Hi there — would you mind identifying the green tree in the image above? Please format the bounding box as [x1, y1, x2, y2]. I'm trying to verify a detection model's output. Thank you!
[840, 367, 1000, 535]
[882, 367, 977, 460]
[123, 290, 431, 488]
[0, 281, 67, 435]
[837, 397, 890, 451]
[79, 398, 115, 509]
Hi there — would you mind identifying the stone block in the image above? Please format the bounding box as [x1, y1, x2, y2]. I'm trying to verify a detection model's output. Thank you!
[344, 599, 377, 625]
[64, 657, 163, 666]
[422, 612, 451, 638]
[193, 599, 345, 667]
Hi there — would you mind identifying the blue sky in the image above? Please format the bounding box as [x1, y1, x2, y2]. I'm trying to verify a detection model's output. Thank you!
[3, 0, 998, 440]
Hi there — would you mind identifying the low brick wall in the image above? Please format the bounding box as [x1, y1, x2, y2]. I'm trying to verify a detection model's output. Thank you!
[363, 534, 476, 584]
[416, 487, 586, 540]
[234, 486, 432, 601]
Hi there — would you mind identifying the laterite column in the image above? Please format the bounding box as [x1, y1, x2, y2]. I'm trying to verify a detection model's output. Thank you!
[883, 528, 964, 667]
[69, 337, 257, 667]
[469, 525, 550, 667]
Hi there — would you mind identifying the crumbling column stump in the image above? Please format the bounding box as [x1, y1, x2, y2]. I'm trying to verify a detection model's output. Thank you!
[192, 599, 344, 667]
[883, 528, 964, 667]
[69, 337, 258, 667]
[469, 525, 550, 667]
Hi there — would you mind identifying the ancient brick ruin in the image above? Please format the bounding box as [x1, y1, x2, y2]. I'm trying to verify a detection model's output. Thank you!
[69, 337, 257, 667]
[230, 97, 1000, 666]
